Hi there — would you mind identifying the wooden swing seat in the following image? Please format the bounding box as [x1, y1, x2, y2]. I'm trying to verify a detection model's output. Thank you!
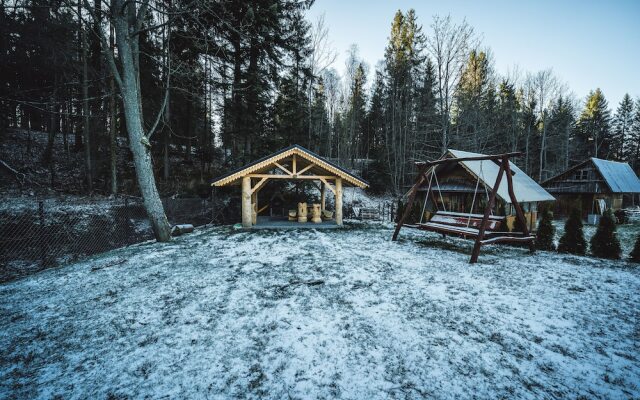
[405, 211, 534, 244]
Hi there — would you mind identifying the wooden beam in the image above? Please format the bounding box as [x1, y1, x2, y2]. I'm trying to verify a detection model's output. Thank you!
[318, 177, 336, 194]
[470, 160, 505, 263]
[273, 162, 293, 176]
[292, 154, 297, 174]
[296, 163, 314, 176]
[416, 152, 522, 167]
[247, 174, 337, 180]
[392, 166, 427, 241]
[250, 177, 268, 194]
[321, 182, 326, 211]
[503, 157, 534, 253]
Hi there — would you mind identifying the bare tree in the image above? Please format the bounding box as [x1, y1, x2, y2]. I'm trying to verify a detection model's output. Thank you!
[307, 13, 337, 150]
[76, 0, 174, 241]
[527, 69, 561, 181]
[426, 15, 476, 153]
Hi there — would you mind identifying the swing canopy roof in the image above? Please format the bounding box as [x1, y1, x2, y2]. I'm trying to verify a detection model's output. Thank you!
[428, 149, 555, 204]
[210, 144, 369, 188]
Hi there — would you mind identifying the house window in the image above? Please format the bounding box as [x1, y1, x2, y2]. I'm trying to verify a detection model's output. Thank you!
[573, 169, 589, 180]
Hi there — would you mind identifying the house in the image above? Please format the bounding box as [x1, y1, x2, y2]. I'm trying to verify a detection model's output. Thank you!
[541, 158, 640, 219]
[211, 144, 368, 228]
[418, 149, 555, 231]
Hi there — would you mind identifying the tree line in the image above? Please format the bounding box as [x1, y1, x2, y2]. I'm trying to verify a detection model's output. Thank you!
[1, 3, 639, 238]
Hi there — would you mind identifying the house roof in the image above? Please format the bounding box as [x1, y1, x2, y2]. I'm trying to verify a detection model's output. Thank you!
[590, 158, 640, 193]
[541, 158, 640, 194]
[211, 144, 369, 188]
[440, 149, 556, 204]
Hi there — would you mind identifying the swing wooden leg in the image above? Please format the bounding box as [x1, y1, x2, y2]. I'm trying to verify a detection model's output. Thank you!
[470, 160, 505, 264]
[503, 157, 535, 254]
[392, 167, 427, 241]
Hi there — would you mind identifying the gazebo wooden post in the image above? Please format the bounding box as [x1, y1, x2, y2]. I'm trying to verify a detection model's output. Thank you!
[470, 160, 505, 263]
[335, 178, 343, 225]
[503, 156, 534, 253]
[251, 190, 258, 225]
[241, 176, 252, 228]
[320, 182, 326, 212]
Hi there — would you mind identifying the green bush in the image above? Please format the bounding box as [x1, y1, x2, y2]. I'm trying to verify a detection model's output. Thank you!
[590, 209, 621, 259]
[536, 209, 556, 251]
[558, 207, 586, 255]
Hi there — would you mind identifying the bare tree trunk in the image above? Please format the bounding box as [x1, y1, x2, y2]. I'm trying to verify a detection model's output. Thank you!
[112, 0, 171, 241]
[81, 7, 92, 192]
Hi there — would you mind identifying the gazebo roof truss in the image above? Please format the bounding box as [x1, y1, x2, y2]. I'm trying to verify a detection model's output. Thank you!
[211, 145, 368, 189]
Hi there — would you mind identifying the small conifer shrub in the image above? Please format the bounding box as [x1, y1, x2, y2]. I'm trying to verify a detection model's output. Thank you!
[536, 209, 556, 251]
[629, 235, 640, 262]
[558, 207, 586, 255]
[590, 209, 621, 259]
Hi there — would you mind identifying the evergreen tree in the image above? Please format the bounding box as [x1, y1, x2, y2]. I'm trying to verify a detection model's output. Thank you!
[626, 98, 640, 171]
[381, 9, 427, 192]
[558, 207, 587, 255]
[496, 80, 522, 153]
[454, 50, 493, 151]
[575, 89, 612, 158]
[344, 61, 367, 162]
[546, 96, 575, 173]
[308, 79, 330, 153]
[414, 60, 440, 159]
[536, 209, 556, 251]
[273, 73, 309, 149]
[612, 94, 634, 161]
[629, 235, 640, 262]
[590, 209, 621, 259]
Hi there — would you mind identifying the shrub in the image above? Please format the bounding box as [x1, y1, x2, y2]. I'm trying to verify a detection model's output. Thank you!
[558, 207, 586, 255]
[630, 235, 640, 262]
[536, 209, 556, 251]
[590, 209, 621, 259]
[614, 209, 628, 224]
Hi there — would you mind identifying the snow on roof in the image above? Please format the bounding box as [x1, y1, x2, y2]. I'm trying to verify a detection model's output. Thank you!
[591, 158, 640, 193]
[446, 149, 556, 204]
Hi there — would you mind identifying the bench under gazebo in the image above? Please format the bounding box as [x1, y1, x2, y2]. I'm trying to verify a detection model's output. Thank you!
[211, 145, 369, 228]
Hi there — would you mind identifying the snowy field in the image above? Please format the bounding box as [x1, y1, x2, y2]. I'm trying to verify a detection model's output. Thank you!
[1, 223, 639, 399]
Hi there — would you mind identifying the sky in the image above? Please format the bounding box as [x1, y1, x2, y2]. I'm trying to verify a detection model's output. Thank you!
[307, 0, 640, 110]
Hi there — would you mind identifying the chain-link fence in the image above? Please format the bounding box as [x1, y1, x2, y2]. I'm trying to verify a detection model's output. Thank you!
[0, 196, 217, 283]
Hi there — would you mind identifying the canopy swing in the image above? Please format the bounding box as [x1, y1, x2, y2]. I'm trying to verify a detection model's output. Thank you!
[392, 152, 535, 263]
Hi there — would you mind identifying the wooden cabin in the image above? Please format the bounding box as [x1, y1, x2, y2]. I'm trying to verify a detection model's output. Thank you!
[541, 158, 640, 219]
[418, 149, 555, 231]
[211, 145, 369, 228]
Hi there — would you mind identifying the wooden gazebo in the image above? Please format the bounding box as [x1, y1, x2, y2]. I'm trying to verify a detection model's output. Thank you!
[211, 145, 369, 228]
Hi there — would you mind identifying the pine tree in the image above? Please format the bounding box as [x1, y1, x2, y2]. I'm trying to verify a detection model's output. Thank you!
[536, 209, 556, 251]
[590, 209, 621, 259]
[626, 98, 640, 171]
[496, 79, 522, 154]
[629, 235, 640, 262]
[454, 50, 493, 151]
[558, 207, 587, 255]
[547, 96, 575, 172]
[576, 89, 612, 158]
[612, 94, 634, 161]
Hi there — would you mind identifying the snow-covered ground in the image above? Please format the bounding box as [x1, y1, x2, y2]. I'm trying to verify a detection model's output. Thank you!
[1, 223, 639, 399]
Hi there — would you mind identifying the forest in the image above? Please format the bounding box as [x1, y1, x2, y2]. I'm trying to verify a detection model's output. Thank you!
[1, 1, 640, 237]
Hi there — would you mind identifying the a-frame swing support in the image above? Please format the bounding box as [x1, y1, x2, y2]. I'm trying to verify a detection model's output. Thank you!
[392, 152, 534, 264]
